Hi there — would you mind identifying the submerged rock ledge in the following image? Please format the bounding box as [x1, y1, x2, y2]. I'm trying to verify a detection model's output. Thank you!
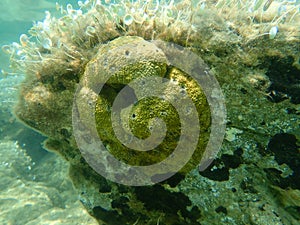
[3, 0, 299, 224]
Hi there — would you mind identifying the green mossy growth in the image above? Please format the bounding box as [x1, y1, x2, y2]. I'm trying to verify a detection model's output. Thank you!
[87, 36, 211, 174]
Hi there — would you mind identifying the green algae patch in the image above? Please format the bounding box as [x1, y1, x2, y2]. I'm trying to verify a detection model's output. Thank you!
[77, 36, 211, 175]
[5, 0, 299, 223]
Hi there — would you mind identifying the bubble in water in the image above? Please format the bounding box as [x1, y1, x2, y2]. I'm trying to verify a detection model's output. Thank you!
[78, 1, 83, 7]
[42, 38, 52, 50]
[124, 14, 134, 26]
[19, 34, 29, 47]
[67, 4, 73, 14]
[95, 4, 105, 13]
[2, 45, 12, 54]
[86, 26, 96, 36]
[269, 26, 278, 39]
[45, 11, 51, 20]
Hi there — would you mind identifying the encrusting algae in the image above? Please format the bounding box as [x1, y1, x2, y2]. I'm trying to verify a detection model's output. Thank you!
[2, 0, 300, 224]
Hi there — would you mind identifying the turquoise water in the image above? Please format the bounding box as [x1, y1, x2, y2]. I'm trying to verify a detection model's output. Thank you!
[0, 1, 99, 224]
[0, 0, 80, 158]
[0, 0, 299, 224]
[0, 0, 79, 70]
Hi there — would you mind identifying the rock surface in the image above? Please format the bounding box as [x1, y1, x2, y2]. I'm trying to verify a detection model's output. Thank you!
[2, 0, 300, 224]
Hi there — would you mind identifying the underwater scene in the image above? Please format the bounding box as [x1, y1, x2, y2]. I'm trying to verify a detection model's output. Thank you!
[0, 0, 299, 224]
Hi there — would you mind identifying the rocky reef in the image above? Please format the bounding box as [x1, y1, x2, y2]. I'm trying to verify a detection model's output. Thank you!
[3, 0, 300, 224]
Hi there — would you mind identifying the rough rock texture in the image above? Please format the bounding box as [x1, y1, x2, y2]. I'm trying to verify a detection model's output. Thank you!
[77, 36, 210, 173]
[4, 0, 300, 224]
